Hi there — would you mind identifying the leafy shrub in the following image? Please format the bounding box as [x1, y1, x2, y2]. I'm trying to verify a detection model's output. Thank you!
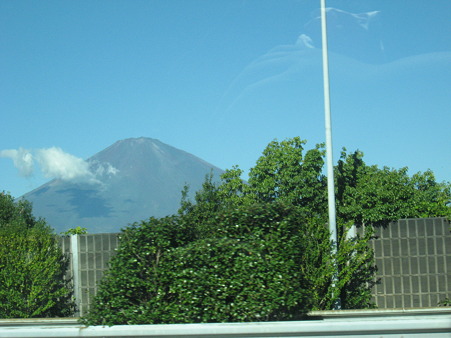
[82, 203, 375, 325]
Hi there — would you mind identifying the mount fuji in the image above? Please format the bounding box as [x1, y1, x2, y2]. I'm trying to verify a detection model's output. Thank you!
[23, 137, 223, 233]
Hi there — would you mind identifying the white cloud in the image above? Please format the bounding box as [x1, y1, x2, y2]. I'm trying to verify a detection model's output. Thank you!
[106, 164, 119, 175]
[36, 147, 94, 182]
[2, 146, 119, 184]
[0, 148, 34, 177]
[90, 160, 120, 177]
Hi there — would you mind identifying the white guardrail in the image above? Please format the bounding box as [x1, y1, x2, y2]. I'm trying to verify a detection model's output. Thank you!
[0, 308, 450, 338]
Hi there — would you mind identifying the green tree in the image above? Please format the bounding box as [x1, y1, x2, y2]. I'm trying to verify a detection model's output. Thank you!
[247, 138, 327, 217]
[178, 172, 225, 229]
[62, 226, 88, 235]
[0, 192, 74, 318]
[336, 149, 450, 227]
[410, 170, 450, 218]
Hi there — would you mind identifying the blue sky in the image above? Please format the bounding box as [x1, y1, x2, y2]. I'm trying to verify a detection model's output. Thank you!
[1, 0, 450, 198]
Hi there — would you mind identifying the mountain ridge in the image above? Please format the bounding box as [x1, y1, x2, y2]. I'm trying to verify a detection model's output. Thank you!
[23, 137, 223, 233]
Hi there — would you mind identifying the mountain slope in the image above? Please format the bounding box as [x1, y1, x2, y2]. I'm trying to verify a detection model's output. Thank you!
[23, 137, 223, 233]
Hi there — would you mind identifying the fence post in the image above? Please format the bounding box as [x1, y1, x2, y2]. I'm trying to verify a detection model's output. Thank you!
[70, 234, 81, 316]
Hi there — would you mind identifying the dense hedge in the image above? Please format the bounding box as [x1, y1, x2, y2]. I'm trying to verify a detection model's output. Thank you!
[82, 202, 375, 325]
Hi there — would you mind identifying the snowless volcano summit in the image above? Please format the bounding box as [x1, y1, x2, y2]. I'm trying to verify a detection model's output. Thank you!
[23, 137, 223, 233]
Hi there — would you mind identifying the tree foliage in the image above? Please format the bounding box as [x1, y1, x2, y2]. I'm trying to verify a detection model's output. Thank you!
[83, 137, 449, 325]
[247, 138, 327, 217]
[336, 149, 450, 226]
[62, 226, 88, 235]
[0, 192, 74, 318]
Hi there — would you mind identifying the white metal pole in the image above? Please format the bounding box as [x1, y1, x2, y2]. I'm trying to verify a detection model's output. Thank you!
[70, 234, 81, 316]
[320, 0, 340, 309]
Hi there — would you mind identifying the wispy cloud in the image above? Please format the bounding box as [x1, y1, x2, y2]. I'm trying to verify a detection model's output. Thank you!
[307, 8, 380, 32]
[304, 7, 383, 63]
[1, 147, 118, 184]
[215, 7, 384, 117]
[296, 34, 314, 49]
[215, 34, 320, 117]
[326, 8, 379, 30]
[0, 148, 34, 177]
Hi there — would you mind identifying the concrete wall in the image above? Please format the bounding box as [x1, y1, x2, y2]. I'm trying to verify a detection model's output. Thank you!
[60, 218, 450, 316]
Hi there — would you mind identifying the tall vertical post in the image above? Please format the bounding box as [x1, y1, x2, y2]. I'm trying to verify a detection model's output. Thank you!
[70, 234, 81, 316]
[320, 0, 340, 309]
